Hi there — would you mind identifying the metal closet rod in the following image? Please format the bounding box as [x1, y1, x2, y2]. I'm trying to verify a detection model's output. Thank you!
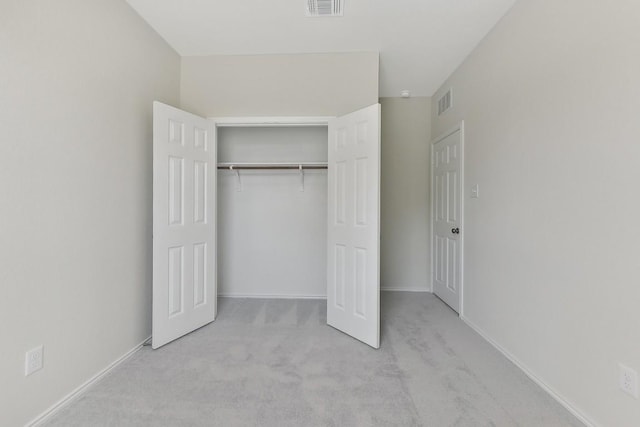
[217, 162, 328, 170]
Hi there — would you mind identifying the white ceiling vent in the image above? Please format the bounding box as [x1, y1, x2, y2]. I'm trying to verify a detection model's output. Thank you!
[306, 0, 344, 17]
[437, 88, 453, 116]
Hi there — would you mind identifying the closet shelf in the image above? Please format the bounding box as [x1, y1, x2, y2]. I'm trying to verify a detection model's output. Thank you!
[217, 162, 328, 170]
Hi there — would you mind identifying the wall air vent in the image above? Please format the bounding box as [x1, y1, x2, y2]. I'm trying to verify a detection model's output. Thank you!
[437, 88, 453, 116]
[306, 0, 344, 17]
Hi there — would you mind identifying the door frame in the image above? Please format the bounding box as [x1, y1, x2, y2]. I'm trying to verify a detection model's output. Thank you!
[210, 116, 333, 128]
[430, 121, 465, 316]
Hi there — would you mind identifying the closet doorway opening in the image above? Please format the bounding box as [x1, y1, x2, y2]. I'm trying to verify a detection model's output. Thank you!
[216, 123, 329, 299]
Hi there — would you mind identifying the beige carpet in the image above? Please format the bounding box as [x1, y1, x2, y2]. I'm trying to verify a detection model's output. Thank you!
[43, 292, 583, 426]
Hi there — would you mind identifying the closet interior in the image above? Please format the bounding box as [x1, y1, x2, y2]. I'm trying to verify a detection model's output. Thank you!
[216, 125, 329, 298]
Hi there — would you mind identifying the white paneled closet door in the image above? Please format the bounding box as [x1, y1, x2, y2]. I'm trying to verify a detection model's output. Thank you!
[152, 102, 217, 349]
[327, 104, 381, 349]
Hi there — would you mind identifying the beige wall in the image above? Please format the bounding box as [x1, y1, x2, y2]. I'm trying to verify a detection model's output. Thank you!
[180, 53, 379, 117]
[0, 1, 180, 425]
[380, 98, 432, 291]
[431, 1, 640, 426]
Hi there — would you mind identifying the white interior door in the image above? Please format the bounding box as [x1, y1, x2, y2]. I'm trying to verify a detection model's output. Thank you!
[152, 102, 216, 349]
[432, 126, 463, 313]
[327, 104, 381, 348]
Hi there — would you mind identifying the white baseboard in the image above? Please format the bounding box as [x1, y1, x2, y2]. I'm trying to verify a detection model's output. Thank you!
[219, 289, 430, 299]
[218, 293, 326, 300]
[381, 287, 431, 293]
[461, 316, 598, 427]
[26, 336, 151, 427]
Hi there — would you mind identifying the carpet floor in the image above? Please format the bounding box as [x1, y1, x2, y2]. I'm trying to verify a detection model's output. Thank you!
[43, 292, 583, 426]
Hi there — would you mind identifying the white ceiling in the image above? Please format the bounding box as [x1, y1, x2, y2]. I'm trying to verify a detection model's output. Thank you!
[126, 0, 517, 97]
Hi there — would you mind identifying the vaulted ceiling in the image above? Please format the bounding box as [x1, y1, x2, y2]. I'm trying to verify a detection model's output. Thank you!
[126, 0, 517, 97]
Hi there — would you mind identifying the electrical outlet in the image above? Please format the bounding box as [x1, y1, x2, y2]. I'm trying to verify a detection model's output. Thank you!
[619, 363, 638, 399]
[25, 345, 44, 376]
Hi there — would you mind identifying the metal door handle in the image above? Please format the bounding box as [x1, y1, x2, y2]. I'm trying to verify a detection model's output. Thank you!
[451, 228, 460, 234]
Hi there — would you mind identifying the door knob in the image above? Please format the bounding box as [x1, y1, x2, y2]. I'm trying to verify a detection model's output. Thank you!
[451, 228, 460, 234]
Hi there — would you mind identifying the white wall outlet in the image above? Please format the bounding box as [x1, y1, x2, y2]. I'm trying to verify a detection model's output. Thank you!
[619, 363, 638, 399]
[25, 345, 44, 376]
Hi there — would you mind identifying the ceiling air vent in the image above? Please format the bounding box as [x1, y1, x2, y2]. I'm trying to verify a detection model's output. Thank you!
[306, 0, 344, 17]
[437, 88, 453, 116]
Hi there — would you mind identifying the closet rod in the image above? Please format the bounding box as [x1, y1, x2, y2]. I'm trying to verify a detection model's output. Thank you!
[217, 162, 328, 170]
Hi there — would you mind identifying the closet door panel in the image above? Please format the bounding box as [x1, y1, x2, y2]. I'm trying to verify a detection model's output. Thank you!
[327, 103, 381, 349]
[152, 102, 217, 349]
